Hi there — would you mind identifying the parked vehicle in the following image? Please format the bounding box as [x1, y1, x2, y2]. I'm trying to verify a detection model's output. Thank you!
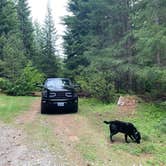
[40, 78, 78, 114]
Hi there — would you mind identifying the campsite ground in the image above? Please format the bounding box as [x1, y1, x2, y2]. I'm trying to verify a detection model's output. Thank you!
[0, 95, 165, 166]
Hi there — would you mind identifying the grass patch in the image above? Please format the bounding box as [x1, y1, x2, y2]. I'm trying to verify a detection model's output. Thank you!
[79, 98, 166, 165]
[76, 135, 107, 165]
[0, 94, 35, 123]
[79, 98, 116, 115]
[77, 136, 97, 162]
[127, 103, 166, 165]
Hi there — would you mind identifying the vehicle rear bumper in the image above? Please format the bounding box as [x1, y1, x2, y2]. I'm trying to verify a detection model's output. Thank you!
[41, 97, 78, 112]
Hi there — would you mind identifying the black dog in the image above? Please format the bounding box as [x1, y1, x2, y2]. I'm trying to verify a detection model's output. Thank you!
[104, 120, 141, 143]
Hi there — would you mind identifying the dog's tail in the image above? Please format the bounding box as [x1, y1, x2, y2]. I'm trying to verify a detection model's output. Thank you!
[103, 121, 111, 125]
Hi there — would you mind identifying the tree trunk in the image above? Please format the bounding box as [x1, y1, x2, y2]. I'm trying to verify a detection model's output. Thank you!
[156, 51, 161, 66]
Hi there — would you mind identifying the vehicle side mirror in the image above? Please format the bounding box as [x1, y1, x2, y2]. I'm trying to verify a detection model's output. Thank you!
[35, 83, 44, 88]
[73, 84, 80, 89]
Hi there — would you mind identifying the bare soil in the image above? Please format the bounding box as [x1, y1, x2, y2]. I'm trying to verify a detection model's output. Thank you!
[0, 98, 148, 166]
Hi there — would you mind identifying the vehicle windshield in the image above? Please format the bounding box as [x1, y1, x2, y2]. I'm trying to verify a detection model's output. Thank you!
[45, 79, 72, 89]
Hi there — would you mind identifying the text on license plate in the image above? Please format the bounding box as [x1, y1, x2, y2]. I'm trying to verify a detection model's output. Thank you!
[57, 102, 64, 107]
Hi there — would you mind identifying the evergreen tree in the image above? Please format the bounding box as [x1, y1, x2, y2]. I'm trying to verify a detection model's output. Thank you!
[33, 21, 44, 70]
[40, 4, 59, 77]
[0, 0, 41, 96]
[17, 0, 34, 59]
[134, 0, 166, 67]
[2, 33, 27, 81]
[63, 0, 166, 100]
[0, 0, 27, 79]
[0, 0, 19, 59]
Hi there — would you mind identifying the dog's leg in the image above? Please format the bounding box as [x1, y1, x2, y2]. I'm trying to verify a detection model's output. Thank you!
[109, 124, 118, 143]
[110, 131, 118, 143]
[129, 135, 135, 141]
[125, 134, 129, 143]
[110, 133, 114, 142]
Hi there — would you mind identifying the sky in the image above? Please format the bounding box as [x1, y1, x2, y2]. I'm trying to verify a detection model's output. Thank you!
[28, 0, 70, 55]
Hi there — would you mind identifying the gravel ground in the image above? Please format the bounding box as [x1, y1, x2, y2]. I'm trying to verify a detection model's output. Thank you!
[0, 123, 70, 166]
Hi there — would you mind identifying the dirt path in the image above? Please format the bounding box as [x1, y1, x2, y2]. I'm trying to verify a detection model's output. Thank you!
[16, 99, 41, 125]
[0, 121, 69, 166]
[15, 99, 86, 165]
[0, 99, 71, 166]
[48, 114, 87, 166]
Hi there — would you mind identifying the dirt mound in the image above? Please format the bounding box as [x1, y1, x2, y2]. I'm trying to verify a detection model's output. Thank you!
[117, 96, 138, 107]
[117, 96, 138, 115]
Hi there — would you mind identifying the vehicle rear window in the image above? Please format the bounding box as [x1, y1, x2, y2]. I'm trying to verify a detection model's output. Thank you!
[45, 79, 71, 89]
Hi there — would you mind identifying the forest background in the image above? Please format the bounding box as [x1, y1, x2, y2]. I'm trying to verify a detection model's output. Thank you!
[0, 0, 165, 103]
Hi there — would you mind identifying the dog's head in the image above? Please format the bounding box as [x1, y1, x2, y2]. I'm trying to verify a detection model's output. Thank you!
[133, 131, 141, 144]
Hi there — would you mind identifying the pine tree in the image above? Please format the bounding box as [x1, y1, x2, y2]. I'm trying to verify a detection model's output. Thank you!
[17, 0, 34, 59]
[2, 33, 27, 81]
[63, 0, 166, 100]
[134, 0, 166, 67]
[0, 0, 27, 79]
[0, 0, 19, 58]
[40, 4, 59, 77]
[33, 21, 44, 70]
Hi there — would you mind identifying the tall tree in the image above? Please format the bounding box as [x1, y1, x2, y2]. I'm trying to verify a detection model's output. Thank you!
[134, 0, 166, 67]
[0, 0, 27, 79]
[64, 0, 166, 100]
[17, 0, 34, 59]
[0, 0, 19, 59]
[40, 4, 59, 77]
[2, 33, 27, 81]
[33, 21, 44, 69]
[64, 0, 135, 89]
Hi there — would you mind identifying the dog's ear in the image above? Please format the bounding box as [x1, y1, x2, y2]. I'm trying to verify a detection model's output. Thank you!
[138, 132, 141, 139]
[135, 131, 141, 140]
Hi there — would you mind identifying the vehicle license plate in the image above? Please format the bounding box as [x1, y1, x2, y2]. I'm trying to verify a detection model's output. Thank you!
[57, 102, 64, 107]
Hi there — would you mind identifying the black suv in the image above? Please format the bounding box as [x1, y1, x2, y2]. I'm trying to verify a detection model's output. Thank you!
[40, 78, 78, 114]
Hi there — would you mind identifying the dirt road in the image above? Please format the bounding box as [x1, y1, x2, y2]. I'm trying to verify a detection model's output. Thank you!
[0, 99, 146, 166]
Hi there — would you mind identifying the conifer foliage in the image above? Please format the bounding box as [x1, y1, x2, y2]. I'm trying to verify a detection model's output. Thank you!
[63, 0, 166, 101]
[0, 0, 59, 95]
[40, 4, 59, 77]
[17, 0, 34, 59]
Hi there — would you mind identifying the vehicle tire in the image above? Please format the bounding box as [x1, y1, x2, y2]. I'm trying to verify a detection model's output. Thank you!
[72, 105, 78, 113]
[41, 103, 47, 114]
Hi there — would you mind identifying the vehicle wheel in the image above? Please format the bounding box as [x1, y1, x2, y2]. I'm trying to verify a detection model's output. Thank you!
[72, 105, 78, 113]
[41, 103, 47, 114]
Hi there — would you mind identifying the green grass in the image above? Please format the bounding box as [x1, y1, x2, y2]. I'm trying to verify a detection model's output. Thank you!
[125, 103, 166, 165]
[78, 98, 166, 165]
[79, 98, 116, 115]
[77, 136, 97, 162]
[111, 103, 166, 165]
[0, 94, 35, 122]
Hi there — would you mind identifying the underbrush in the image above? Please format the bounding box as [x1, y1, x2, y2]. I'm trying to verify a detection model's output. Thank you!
[0, 94, 35, 122]
[79, 98, 166, 165]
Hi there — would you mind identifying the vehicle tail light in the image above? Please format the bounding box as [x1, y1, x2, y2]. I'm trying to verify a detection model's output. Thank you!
[65, 92, 72, 97]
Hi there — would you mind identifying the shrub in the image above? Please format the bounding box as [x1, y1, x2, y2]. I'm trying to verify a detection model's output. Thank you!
[0, 78, 11, 91]
[75, 65, 116, 102]
[4, 62, 44, 96]
[0, 78, 7, 90]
